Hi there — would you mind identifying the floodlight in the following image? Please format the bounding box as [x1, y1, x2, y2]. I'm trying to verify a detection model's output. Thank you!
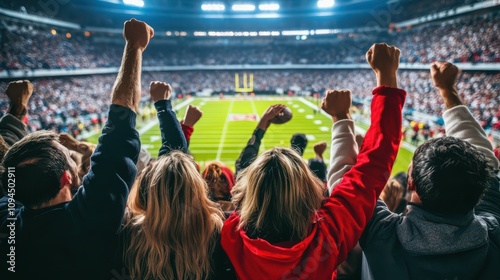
[232, 4, 256, 11]
[258, 3, 280, 11]
[123, 0, 144, 7]
[201, 3, 225, 11]
[317, 0, 334, 8]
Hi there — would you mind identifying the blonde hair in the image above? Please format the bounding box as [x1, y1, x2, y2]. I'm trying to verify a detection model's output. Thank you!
[232, 147, 324, 243]
[124, 151, 224, 280]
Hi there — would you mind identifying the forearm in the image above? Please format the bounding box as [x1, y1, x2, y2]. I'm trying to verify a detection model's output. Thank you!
[327, 119, 358, 194]
[69, 105, 140, 230]
[439, 87, 463, 109]
[156, 100, 188, 156]
[111, 44, 142, 112]
[235, 128, 265, 174]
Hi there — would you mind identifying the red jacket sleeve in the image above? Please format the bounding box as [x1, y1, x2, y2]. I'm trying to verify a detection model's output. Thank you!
[319, 86, 406, 266]
[181, 123, 194, 143]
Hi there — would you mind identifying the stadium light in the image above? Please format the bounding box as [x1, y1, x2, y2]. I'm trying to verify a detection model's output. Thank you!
[232, 3, 256, 11]
[317, 0, 334, 8]
[123, 0, 144, 7]
[201, 3, 225, 11]
[258, 3, 280, 11]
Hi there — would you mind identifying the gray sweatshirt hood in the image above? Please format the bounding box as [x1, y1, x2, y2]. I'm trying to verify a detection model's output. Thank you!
[397, 205, 489, 255]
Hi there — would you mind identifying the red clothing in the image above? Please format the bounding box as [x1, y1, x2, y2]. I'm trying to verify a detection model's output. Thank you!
[221, 86, 406, 280]
[181, 123, 194, 142]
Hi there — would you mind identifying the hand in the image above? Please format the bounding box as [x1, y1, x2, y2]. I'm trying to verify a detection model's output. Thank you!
[314, 141, 327, 159]
[258, 104, 286, 130]
[182, 105, 203, 127]
[321, 90, 352, 122]
[430, 62, 462, 109]
[59, 133, 80, 151]
[123, 18, 154, 51]
[6, 80, 33, 119]
[431, 62, 459, 90]
[366, 43, 400, 88]
[149, 81, 171, 102]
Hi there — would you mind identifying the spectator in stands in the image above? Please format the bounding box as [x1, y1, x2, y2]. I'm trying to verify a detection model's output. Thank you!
[379, 176, 406, 213]
[290, 133, 308, 156]
[222, 43, 406, 279]
[0, 18, 153, 279]
[357, 62, 500, 279]
[121, 81, 234, 280]
[308, 141, 328, 184]
[234, 104, 287, 175]
[59, 133, 97, 181]
[203, 161, 236, 212]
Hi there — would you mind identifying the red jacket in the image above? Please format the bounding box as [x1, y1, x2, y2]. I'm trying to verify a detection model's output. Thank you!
[221, 86, 406, 280]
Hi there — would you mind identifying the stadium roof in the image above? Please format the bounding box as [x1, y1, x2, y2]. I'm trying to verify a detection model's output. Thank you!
[1, 0, 402, 30]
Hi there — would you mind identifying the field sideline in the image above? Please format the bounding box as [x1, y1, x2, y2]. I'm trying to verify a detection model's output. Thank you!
[88, 97, 413, 175]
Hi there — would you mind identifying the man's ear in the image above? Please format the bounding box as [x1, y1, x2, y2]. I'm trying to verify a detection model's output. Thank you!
[60, 170, 72, 189]
[407, 175, 415, 191]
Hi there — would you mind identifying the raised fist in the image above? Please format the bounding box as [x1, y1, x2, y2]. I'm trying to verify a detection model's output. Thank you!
[321, 90, 352, 120]
[366, 43, 400, 76]
[6, 80, 33, 106]
[313, 141, 327, 156]
[431, 62, 459, 90]
[182, 105, 203, 127]
[123, 18, 154, 51]
[149, 81, 171, 102]
[59, 133, 80, 151]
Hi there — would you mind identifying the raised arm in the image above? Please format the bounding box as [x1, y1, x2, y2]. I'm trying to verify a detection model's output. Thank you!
[322, 90, 358, 194]
[235, 104, 285, 175]
[149, 82, 187, 156]
[431, 62, 500, 220]
[320, 43, 406, 264]
[0, 80, 32, 146]
[181, 105, 203, 149]
[68, 19, 153, 231]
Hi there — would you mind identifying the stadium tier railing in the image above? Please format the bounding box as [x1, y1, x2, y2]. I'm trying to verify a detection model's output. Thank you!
[1, 63, 499, 79]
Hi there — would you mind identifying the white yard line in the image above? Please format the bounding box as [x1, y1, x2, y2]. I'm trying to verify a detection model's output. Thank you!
[298, 97, 416, 153]
[250, 99, 265, 150]
[216, 100, 235, 161]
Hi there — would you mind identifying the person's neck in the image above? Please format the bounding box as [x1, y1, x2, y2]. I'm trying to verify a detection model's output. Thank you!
[30, 187, 72, 210]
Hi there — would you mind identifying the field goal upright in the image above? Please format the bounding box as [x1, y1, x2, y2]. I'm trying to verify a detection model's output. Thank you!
[235, 73, 254, 94]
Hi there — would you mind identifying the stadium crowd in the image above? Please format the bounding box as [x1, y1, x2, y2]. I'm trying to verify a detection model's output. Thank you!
[1, 69, 498, 135]
[0, 11, 499, 71]
[0, 19, 499, 280]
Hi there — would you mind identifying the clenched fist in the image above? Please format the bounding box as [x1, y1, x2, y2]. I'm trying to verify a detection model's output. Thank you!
[124, 18, 154, 51]
[313, 141, 327, 157]
[182, 105, 203, 127]
[149, 81, 171, 102]
[321, 90, 352, 121]
[431, 62, 459, 90]
[6, 80, 33, 107]
[366, 43, 400, 74]
[430, 62, 462, 109]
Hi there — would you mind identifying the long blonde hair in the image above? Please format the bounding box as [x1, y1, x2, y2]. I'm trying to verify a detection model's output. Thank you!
[232, 147, 324, 243]
[124, 151, 224, 280]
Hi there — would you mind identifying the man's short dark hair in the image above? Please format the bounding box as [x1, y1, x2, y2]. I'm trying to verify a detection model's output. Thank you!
[1, 131, 69, 208]
[412, 136, 495, 215]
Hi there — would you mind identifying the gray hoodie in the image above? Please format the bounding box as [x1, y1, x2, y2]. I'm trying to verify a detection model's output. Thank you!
[360, 106, 500, 280]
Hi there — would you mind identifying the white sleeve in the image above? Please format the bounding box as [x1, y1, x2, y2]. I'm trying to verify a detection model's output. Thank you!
[327, 119, 359, 195]
[443, 105, 499, 169]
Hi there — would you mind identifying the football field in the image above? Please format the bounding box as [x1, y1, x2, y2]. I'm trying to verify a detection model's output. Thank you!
[89, 97, 413, 175]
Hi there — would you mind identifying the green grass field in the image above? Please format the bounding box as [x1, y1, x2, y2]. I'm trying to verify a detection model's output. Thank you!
[88, 97, 413, 175]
